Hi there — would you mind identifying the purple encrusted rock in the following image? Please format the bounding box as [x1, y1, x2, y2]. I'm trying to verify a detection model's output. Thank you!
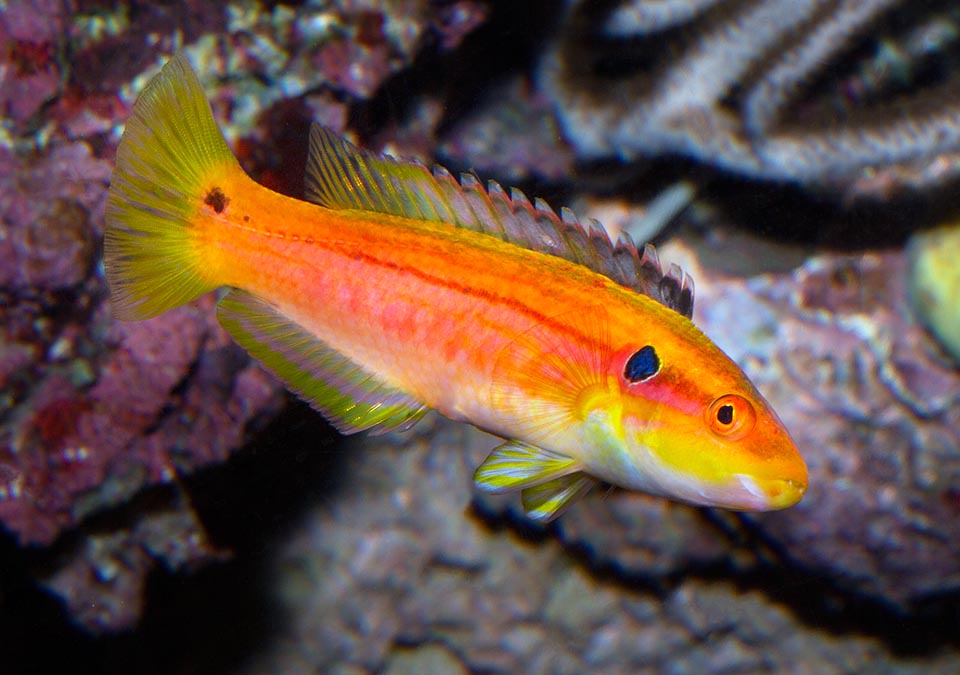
[0, 0, 66, 127]
[0, 133, 283, 552]
[0, 294, 285, 549]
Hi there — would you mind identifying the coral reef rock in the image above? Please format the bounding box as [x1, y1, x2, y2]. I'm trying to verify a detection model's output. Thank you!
[711, 247, 960, 607]
[1, 0, 490, 632]
[240, 414, 960, 674]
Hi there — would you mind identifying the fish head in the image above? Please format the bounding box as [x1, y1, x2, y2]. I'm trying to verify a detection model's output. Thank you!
[604, 340, 807, 511]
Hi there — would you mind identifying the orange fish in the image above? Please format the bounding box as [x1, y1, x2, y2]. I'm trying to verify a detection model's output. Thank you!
[104, 54, 807, 521]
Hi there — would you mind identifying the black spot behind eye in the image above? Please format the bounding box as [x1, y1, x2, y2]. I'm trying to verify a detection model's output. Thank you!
[624, 345, 660, 383]
[717, 404, 734, 425]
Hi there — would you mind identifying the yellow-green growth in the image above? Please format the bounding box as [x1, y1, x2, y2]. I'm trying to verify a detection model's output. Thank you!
[104, 53, 238, 320]
[908, 224, 960, 362]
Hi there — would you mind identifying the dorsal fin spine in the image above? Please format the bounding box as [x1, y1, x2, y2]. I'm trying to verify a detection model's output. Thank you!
[488, 180, 507, 198]
[533, 197, 553, 216]
[459, 179, 485, 232]
[510, 187, 530, 208]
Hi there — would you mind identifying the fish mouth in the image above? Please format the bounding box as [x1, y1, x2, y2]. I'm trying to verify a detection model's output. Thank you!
[734, 475, 806, 510]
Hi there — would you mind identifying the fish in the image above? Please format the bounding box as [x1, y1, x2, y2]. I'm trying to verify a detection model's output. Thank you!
[104, 53, 807, 522]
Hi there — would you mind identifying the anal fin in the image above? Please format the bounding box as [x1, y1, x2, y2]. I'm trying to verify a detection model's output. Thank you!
[217, 289, 427, 434]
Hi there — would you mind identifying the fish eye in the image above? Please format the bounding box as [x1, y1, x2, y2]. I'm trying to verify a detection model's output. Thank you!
[624, 345, 660, 383]
[705, 394, 756, 440]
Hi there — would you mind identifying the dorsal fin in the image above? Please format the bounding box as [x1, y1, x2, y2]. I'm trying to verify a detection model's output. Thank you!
[304, 124, 695, 318]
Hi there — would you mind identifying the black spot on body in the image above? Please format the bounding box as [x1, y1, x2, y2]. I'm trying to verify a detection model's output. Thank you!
[205, 187, 229, 213]
[624, 345, 660, 383]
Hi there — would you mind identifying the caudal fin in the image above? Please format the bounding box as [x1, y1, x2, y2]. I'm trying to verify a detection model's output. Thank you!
[104, 53, 239, 320]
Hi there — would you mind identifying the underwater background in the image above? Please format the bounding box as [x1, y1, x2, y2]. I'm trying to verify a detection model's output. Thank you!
[3, 0, 960, 673]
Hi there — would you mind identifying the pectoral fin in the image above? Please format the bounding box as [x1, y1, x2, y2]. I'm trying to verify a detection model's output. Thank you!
[490, 305, 614, 442]
[473, 441, 581, 494]
[521, 473, 598, 522]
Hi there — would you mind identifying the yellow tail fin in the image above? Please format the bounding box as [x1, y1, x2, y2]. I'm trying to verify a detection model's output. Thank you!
[104, 53, 239, 320]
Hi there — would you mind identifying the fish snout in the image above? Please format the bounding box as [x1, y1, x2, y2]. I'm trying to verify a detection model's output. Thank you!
[734, 474, 807, 510]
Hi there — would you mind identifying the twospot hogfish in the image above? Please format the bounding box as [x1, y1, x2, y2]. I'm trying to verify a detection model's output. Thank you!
[104, 54, 807, 521]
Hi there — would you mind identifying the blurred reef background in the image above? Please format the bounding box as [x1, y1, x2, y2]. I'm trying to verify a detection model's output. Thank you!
[4, 0, 960, 673]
